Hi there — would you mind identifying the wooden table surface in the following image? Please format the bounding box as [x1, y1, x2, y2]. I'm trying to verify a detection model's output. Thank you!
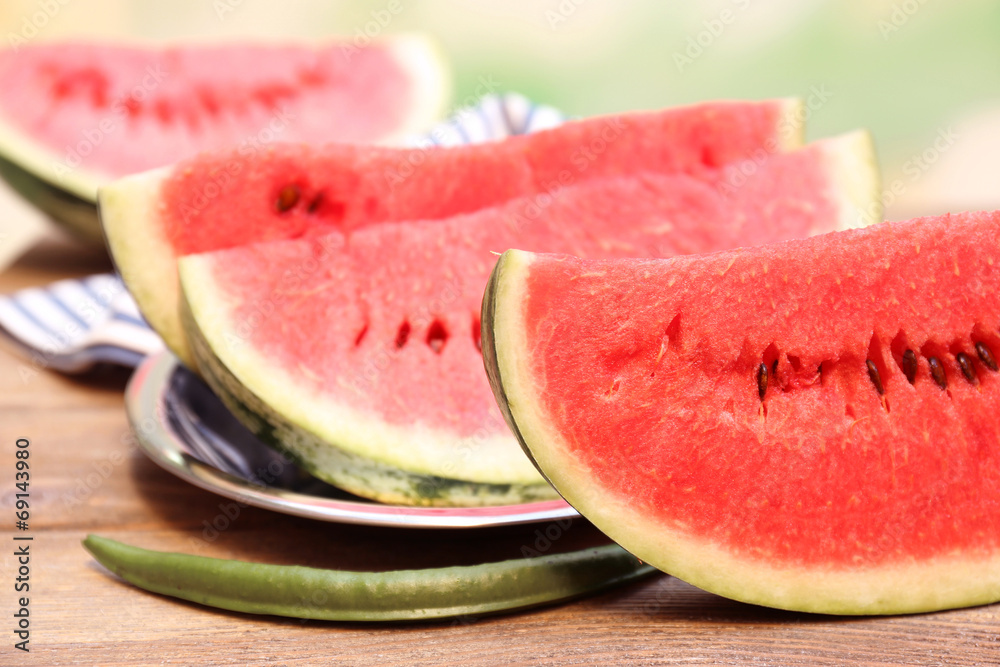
[2, 234, 999, 667]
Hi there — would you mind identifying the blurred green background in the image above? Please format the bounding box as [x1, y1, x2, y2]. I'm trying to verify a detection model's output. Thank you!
[3, 0, 999, 219]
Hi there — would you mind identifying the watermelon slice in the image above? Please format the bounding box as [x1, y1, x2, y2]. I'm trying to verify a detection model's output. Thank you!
[176, 132, 879, 506]
[482, 211, 1000, 613]
[101, 98, 808, 366]
[0, 38, 448, 239]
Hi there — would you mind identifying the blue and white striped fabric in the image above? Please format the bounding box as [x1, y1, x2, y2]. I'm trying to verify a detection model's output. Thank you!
[0, 274, 163, 373]
[413, 92, 565, 147]
[0, 94, 565, 373]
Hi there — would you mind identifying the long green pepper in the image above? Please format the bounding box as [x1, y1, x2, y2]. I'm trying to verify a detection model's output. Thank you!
[83, 535, 657, 621]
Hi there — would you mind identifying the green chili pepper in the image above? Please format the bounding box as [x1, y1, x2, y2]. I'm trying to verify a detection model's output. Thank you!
[83, 535, 657, 621]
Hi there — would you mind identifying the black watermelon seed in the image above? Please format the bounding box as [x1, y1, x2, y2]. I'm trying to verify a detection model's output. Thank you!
[976, 342, 998, 372]
[756, 363, 768, 401]
[955, 352, 977, 383]
[928, 356, 947, 390]
[866, 360, 885, 395]
[276, 185, 300, 212]
[901, 349, 918, 384]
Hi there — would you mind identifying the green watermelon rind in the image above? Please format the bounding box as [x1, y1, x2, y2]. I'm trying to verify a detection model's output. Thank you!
[0, 153, 104, 242]
[482, 248, 1000, 616]
[178, 256, 557, 505]
[0, 110, 107, 202]
[3, 35, 449, 242]
[0, 116, 107, 242]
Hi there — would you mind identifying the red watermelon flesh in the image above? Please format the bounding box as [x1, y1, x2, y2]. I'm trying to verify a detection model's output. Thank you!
[0, 40, 444, 181]
[157, 98, 803, 255]
[102, 98, 813, 366]
[482, 211, 1000, 613]
[179, 134, 874, 490]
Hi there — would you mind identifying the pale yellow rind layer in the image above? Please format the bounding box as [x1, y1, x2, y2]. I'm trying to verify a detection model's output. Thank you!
[378, 34, 452, 144]
[817, 129, 883, 231]
[489, 248, 1000, 615]
[776, 97, 807, 151]
[98, 167, 195, 366]
[178, 253, 551, 490]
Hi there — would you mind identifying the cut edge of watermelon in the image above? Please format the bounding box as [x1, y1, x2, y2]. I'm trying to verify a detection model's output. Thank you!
[97, 110, 827, 372]
[177, 252, 555, 495]
[2, 34, 449, 241]
[0, 112, 110, 204]
[774, 97, 806, 152]
[0, 111, 107, 241]
[815, 129, 881, 232]
[374, 34, 452, 145]
[482, 249, 1000, 615]
[98, 166, 192, 363]
[0, 34, 450, 201]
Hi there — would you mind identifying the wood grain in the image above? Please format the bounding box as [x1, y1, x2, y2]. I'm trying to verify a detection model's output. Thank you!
[2, 244, 999, 666]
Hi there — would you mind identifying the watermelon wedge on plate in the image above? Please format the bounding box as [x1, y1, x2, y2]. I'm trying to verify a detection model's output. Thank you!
[174, 130, 880, 506]
[0, 38, 449, 240]
[482, 210, 1000, 613]
[101, 98, 812, 367]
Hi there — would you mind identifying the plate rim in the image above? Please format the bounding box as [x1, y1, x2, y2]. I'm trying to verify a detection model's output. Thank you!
[125, 351, 578, 529]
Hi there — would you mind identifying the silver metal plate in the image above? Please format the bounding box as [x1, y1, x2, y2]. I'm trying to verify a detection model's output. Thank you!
[125, 352, 578, 529]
